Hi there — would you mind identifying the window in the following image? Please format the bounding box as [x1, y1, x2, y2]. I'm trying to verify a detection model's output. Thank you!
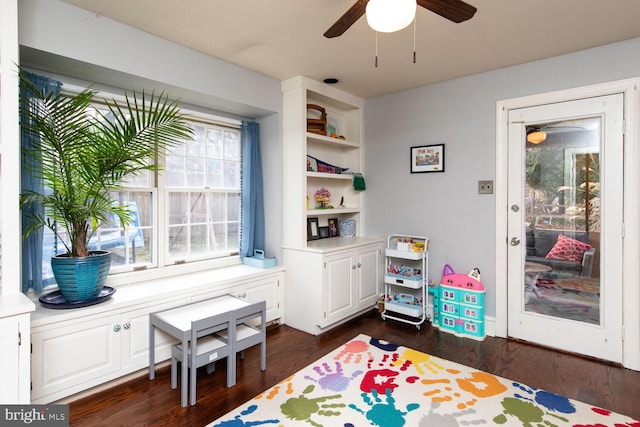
[40, 102, 242, 287]
[165, 122, 241, 262]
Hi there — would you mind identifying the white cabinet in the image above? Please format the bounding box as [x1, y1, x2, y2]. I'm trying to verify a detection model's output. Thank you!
[30, 267, 284, 403]
[0, 295, 35, 404]
[284, 240, 382, 335]
[0, 318, 21, 402]
[282, 76, 381, 335]
[0, 313, 31, 403]
[190, 272, 283, 323]
[31, 298, 186, 403]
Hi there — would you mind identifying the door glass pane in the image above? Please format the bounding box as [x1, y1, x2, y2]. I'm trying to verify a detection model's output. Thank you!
[523, 117, 600, 324]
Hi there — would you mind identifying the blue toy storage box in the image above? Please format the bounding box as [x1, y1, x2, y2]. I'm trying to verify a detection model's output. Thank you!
[242, 249, 276, 268]
[385, 293, 424, 318]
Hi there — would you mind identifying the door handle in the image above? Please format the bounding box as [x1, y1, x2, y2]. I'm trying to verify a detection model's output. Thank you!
[510, 237, 521, 246]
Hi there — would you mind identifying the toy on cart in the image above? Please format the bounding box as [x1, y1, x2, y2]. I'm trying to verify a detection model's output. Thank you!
[438, 264, 486, 341]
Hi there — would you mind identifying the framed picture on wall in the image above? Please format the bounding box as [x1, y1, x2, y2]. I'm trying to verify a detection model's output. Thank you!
[307, 217, 320, 240]
[410, 144, 445, 173]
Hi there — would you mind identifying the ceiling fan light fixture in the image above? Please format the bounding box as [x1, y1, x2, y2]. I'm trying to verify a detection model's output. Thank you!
[527, 131, 547, 144]
[366, 0, 416, 33]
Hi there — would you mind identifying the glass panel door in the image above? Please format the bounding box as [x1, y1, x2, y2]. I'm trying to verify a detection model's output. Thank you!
[524, 117, 600, 324]
[507, 94, 623, 363]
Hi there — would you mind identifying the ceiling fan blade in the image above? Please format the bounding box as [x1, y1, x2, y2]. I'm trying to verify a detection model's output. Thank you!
[417, 0, 477, 23]
[324, 0, 369, 38]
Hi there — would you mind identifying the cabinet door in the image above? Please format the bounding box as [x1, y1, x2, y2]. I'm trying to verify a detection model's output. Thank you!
[122, 299, 185, 371]
[356, 244, 381, 309]
[0, 318, 19, 403]
[31, 316, 120, 402]
[240, 275, 283, 323]
[322, 251, 355, 326]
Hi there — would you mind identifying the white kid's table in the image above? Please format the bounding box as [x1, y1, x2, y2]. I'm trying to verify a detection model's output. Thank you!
[148, 294, 250, 407]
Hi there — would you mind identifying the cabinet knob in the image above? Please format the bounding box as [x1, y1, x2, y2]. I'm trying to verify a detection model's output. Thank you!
[113, 324, 121, 332]
[357, 263, 362, 268]
[123, 322, 131, 330]
[352, 265, 356, 270]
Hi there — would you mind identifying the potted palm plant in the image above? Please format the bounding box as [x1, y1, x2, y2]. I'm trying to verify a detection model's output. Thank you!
[19, 69, 194, 302]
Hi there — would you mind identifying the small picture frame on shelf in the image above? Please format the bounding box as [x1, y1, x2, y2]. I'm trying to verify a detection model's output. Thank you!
[328, 218, 339, 237]
[319, 226, 330, 239]
[307, 217, 320, 240]
[410, 144, 445, 173]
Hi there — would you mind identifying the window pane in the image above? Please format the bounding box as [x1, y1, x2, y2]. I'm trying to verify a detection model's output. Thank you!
[227, 222, 239, 252]
[207, 128, 223, 158]
[224, 161, 239, 189]
[224, 130, 239, 161]
[169, 193, 188, 225]
[187, 158, 205, 187]
[169, 225, 188, 258]
[207, 159, 224, 188]
[189, 224, 209, 255]
[166, 154, 186, 187]
[165, 121, 241, 262]
[207, 193, 225, 222]
[188, 125, 206, 157]
[99, 192, 153, 271]
[212, 223, 226, 252]
[228, 193, 240, 221]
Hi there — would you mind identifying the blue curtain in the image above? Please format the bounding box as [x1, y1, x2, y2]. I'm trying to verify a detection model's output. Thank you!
[20, 71, 62, 293]
[240, 121, 265, 258]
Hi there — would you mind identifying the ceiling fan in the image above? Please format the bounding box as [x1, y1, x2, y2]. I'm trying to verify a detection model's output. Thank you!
[324, 0, 477, 38]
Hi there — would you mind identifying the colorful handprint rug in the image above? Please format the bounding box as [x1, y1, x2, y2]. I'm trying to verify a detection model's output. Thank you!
[208, 334, 638, 426]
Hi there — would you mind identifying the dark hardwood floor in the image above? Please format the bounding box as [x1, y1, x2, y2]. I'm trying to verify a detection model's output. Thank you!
[69, 309, 640, 426]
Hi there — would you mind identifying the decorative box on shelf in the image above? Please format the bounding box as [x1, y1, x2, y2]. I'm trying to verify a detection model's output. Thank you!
[242, 249, 276, 269]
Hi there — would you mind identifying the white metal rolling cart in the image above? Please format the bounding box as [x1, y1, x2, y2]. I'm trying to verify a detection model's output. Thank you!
[381, 234, 429, 329]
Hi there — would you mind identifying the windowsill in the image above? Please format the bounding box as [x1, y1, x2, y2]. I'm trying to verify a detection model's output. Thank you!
[30, 263, 285, 328]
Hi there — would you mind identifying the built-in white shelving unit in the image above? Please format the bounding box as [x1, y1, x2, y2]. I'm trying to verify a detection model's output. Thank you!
[282, 76, 382, 335]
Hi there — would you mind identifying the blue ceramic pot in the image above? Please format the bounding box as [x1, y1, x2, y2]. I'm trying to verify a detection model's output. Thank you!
[51, 250, 112, 303]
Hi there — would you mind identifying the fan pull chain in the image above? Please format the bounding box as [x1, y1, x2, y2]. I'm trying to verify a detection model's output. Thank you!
[375, 31, 379, 67]
[413, 16, 417, 63]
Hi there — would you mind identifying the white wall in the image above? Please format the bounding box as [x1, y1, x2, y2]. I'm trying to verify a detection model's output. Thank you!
[18, 0, 284, 261]
[364, 37, 640, 318]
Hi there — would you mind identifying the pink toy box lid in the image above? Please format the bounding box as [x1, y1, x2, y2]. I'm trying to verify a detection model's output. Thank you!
[440, 264, 484, 291]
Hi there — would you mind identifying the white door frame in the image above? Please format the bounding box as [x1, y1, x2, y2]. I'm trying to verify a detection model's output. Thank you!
[495, 79, 640, 371]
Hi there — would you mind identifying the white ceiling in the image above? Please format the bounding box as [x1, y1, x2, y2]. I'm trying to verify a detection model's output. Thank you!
[62, 0, 640, 99]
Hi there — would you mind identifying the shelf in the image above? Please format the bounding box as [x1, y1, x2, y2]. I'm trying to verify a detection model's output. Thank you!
[384, 275, 423, 289]
[384, 301, 424, 318]
[385, 249, 425, 260]
[306, 207, 359, 216]
[307, 172, 354, 180]
[307, 132, 359, 149]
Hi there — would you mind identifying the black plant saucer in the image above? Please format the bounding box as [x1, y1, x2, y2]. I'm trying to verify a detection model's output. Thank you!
[39, 286, 116, 309]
